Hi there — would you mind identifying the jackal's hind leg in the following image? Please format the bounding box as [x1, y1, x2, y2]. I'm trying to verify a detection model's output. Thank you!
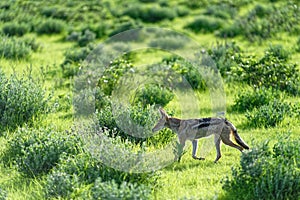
[192, 140, 205, 160]
[214, 135, 222, 163]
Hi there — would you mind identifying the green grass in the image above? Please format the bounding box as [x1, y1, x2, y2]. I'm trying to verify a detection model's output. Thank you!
[0, 0, 299, 199]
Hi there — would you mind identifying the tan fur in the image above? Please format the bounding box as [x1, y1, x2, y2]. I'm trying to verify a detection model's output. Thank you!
[152, 108, 249, 163]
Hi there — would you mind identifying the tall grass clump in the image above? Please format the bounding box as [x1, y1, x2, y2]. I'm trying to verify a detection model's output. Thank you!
[149, 35, 187, 50]
[66, 29, 96, 47]
[0, 71, 50, 131]
[2, 22, 30, 36]
[0, 36, 32, 59]
[2, 127, 82, 177]
[222, 138, 300, 200]
[185, 16, 223, 33]
[0, 188, 7, 200]
[36, 19, 66, 35]
[123, 5, 177, 22]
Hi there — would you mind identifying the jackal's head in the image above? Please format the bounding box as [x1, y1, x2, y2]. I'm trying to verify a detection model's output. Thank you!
[152, 108, 169, 132]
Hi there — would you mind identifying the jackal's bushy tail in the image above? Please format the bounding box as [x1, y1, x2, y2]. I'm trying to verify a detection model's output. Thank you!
[225, 120, 249, 150]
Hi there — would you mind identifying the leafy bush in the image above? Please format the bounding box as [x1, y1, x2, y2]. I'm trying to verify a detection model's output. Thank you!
[0, 72, 50, 130]
[61, 45, 94, 77]
[98, 58, 134, 96]
[2, 22, 29, 36]
[185, 16, 223, 33]
[176, 6, 190, 17]
[22, 37, 42, 52]
[232, 87, 280, 112]
[0, 188, 7, 200]
[296, 37, 300, 52]
[149, 35, 187, 50]
[123, 5, 177, 23]
[245, 100, 292, 128]
[41, 7, 71, 21]
[208, 41, 242, 77]
[266, 44, 290, 61]
[217, 23, 242, 38]
[36, 19, 66, 35]
[63, 45, 93, 65]
[3, 127, 82, 177]
[222, 138, 300, 200]
[218, 2, 300, 41]
[133, 84, 174, 107]
[162, 56, 207, 91]
[204, 3, 237, 19]
[251, 4, 271, 18]
[45, 172, 79, 199]
[109, 17, 140, 37]
[233, 52, 300, 95]
[92, 178, 152, 200]
[66, 29, 96, 47]
[96, 103, 175, 146]
[0, 36, 32, 59]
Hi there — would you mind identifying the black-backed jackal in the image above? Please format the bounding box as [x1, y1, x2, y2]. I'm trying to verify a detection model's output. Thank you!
[152, 108, 249, 163]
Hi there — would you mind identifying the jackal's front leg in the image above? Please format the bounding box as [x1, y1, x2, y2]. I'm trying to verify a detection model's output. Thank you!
[192, 140, 205, 160]
[175, 136, 186, 162]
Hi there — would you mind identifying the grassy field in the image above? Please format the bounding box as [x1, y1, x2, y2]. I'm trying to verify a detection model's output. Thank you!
[0, 0, 299, 199]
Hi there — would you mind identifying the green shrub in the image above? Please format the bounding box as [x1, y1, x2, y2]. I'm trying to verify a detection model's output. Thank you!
[222, 139, 300, 200]
[3, 127, 82, 177]
[123, 5, 177, 23]
[2, 22, 29, 36]
[266, 44, 290, 61]
[0, 72, 50, 130]
[63, 45, 93, 65]
[66, 29, 96, 47]
[217, 23, 242, 38]
[233, 53, 300, 95]
[36, 19, 66, 35]
[133, 84, 174, 107]
[0, 36, 32, 59]
[185, 16, 223, 33]
[109, 17, 140, 37]
[220, 2, 300, 41]
[0, 188, 7, 200]
[176, 6, 190, 17]
[296, 37, 300, 52]
[92, 178, 152, 200]
[246, 100, 292, 128]
[95, 103, 175, 146]
[149, 35, 187, 50]
[98, 58, 134, 96]
[41, 7, 71, 21]
[232, 87, 280, 112]
[97, 104, 154, 141]
[45, 172, 79, 199]
[162, 56, 207, 91]
[251, 4, 271, 18]
[61, 45, 94, 77]
[22, 37, 42, 52]
[204, 3, 237, 19]
[208, 41, 242, 77]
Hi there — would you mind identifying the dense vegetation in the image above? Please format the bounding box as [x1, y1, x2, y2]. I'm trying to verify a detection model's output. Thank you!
[0, 0, 299, 199]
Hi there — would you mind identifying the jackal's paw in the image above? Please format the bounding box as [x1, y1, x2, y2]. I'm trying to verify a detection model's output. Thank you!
[192, 156, 205, 160]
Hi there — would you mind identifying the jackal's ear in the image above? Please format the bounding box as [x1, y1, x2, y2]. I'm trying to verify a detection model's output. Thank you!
[159, 107, 168, 117]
